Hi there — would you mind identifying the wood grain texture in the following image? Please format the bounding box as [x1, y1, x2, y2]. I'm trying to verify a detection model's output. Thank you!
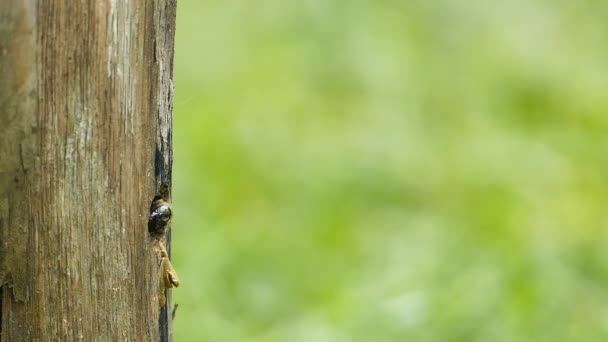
[0, 0, 177, 340]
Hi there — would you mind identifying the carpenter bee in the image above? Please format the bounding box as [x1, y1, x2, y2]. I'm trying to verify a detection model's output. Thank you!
[148, 195, 172, 239]
[148, 192, 180, 307]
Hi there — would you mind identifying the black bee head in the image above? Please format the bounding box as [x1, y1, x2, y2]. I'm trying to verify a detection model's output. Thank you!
[149, 196, 172, 238]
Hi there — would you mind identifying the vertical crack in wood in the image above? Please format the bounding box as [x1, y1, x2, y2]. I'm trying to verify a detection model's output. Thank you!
[152, 0, 177, 340]
[1, 286, 3, 338]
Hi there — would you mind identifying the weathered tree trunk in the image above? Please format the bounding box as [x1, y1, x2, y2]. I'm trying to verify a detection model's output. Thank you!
[0, 0, 177, 340]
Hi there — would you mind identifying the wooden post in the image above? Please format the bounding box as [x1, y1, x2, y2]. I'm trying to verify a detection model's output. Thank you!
[0, 0, 177, 340]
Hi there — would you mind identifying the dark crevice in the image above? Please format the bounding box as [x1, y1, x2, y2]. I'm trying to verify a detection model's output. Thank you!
[1, 285, 3, 338]
[153, 39, 157, 63]
[154, 146, 163, 180]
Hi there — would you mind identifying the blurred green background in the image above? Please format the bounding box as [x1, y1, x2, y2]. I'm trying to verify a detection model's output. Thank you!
[171, 1, 608, 341]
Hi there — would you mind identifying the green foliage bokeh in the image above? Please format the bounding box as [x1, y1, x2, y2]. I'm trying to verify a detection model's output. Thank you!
[172, 1, 608, 341]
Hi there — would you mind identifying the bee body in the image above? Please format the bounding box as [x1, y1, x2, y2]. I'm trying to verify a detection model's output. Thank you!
[148, 195, 172, 239]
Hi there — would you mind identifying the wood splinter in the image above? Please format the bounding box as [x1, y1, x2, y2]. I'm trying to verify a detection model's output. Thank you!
[158, 240, 180, 308]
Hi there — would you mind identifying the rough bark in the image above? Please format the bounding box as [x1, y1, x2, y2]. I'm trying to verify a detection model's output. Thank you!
[0, 0, 177, 340]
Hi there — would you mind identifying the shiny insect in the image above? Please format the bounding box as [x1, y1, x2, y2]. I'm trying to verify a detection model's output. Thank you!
[149, 193, 180, 308]
[148, 195, 173, 238]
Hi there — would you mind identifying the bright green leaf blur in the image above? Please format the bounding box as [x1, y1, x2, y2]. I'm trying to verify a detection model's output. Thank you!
[172, 1, 608, 341]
